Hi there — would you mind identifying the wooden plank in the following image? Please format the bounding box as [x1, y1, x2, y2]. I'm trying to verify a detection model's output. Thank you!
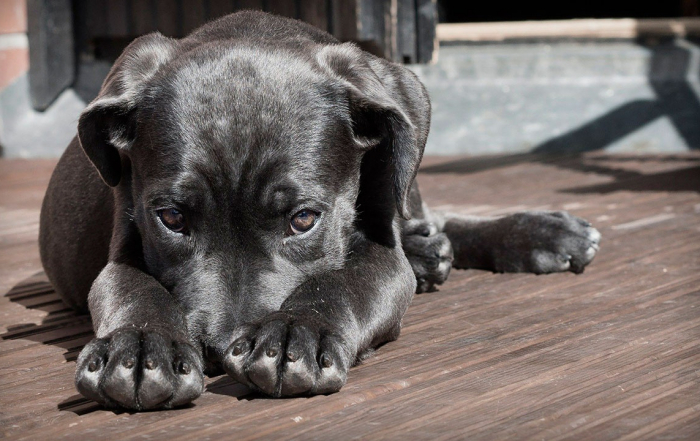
[2, 153, 700, 439]
[299, 0, 328, 32]
[131, 0, 157, 36]
[181, 0, 207, 35]
[397, 0, 417, 63]
[356, 0, 385, 57]
[436, 18, 700, 42]
[155, 0, 181, 37]
[79, 0, 108, 39]
[682, 0, 700, 16]
[415, 0, 436, 63]
[383, 0, 397, 61]
[208, 0, 236, 20]
[266, 0, 297, 19]
[237, 0, 264, 11]
[330, 0, 357, 41]
[106, 0, 130, 37]
[26, 0, 74, 111]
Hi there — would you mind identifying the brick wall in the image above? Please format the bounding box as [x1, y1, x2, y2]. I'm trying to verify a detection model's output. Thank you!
[0, 0, 28, 90]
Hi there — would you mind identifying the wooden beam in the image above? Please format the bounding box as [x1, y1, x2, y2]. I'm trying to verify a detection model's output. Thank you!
[397, 0, 417, 63]
[181, 0, 207, 35]
[299, 0, 329, 32]
[26, 0, 74, 111]
[416, 0, 437, 63]
[208, 0, 236, 20]
[437, 18, 700, 42]
[330, 0, 357, 41]
[266, 0, 296, 19]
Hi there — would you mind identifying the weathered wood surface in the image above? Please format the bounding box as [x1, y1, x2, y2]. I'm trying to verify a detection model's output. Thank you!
[1, 153, 699, 440]
[70, 0, 437, 63]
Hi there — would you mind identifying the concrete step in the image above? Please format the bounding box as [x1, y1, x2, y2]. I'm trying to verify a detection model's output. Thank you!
[410, 38, 700, 154]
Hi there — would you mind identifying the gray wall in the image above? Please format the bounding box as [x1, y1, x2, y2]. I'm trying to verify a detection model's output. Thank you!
[411, 38, 700, 155]
[3, 38, 700, 157]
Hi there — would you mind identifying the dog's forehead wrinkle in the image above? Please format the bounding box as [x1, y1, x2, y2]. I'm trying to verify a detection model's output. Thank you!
[170, 141, 335, 218]
[160, 47, 342, 148]
[168, 45, 323, 109]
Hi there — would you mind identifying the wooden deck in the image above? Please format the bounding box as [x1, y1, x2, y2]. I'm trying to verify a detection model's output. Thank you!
[1, 153, 699, 440]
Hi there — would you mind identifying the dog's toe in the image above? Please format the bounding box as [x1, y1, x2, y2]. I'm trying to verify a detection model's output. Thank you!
[224, 314, 351, 397]
[170, 342, 205, 406]
[75, 338, 110, 405]
[136, 332, 175, 409]
[75, 329, 204, 410]
[245, 320, 288, 395]
[498, 211, 601, 275]
[312, 335, 349, 394]
[99, 330, 141, 409]
[402, 224, 454, 293]
[279, 325, 319, 396]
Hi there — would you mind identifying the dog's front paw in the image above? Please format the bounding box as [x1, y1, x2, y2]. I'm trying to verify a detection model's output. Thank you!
[499, 211, 601, 274]
[222, 313, 352, 397]
[75, 329, 204, 410]
[402, 219, 454, 293]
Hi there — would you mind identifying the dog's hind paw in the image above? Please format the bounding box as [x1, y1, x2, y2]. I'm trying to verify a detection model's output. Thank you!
[402, 219, 454, 293]
[75, 329, 204, 410]
[222, 313, 352, 397]
[493, 211, 601, 274]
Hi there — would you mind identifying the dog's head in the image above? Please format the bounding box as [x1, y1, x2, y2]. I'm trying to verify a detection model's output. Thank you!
[77, 32, 430, 349]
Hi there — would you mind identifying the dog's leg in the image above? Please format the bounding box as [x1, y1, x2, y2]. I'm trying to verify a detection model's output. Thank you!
[400, 180, 600, 286]
[436, 210, 601, 274]
[400, 182, 454, 293]
[74, 263, 204, 410]
[222, 238, 415, 397]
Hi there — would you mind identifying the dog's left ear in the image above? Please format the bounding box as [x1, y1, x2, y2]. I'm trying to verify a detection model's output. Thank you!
[317, 44, 431, 219]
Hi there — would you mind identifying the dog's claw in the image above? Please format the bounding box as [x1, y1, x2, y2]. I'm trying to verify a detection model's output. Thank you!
[320, 353, 333, 368]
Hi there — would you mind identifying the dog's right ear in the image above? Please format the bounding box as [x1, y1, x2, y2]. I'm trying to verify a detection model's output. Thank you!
[78, 33, 178, 187]
[316, 43, 431, 220]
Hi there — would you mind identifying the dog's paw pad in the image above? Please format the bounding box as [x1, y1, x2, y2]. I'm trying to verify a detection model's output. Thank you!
[523, 211, 601, 274]
[75, 329, 204, 410]
[223, 315, 350, 397]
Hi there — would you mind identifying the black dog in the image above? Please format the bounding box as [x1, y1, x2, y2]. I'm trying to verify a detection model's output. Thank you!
[39, 11, 600, 410]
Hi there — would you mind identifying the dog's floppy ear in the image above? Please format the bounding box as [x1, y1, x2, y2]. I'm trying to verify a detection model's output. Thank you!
[78, 33, 178, 187]
[317, 43, 431, 219]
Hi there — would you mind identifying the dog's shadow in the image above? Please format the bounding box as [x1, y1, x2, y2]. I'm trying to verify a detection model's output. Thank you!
[2, 272, 260, 414]
[2, 272, 102, 414]
[2, 271, 92, 363]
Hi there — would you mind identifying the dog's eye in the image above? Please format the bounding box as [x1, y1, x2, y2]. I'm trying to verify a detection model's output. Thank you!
[289, 209, 318, 235]
[158, 208, 187, 233]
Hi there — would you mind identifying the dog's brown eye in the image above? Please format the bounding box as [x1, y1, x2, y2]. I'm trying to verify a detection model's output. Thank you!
[158, 208, 187, 233]
[289, 210, 318, 234]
